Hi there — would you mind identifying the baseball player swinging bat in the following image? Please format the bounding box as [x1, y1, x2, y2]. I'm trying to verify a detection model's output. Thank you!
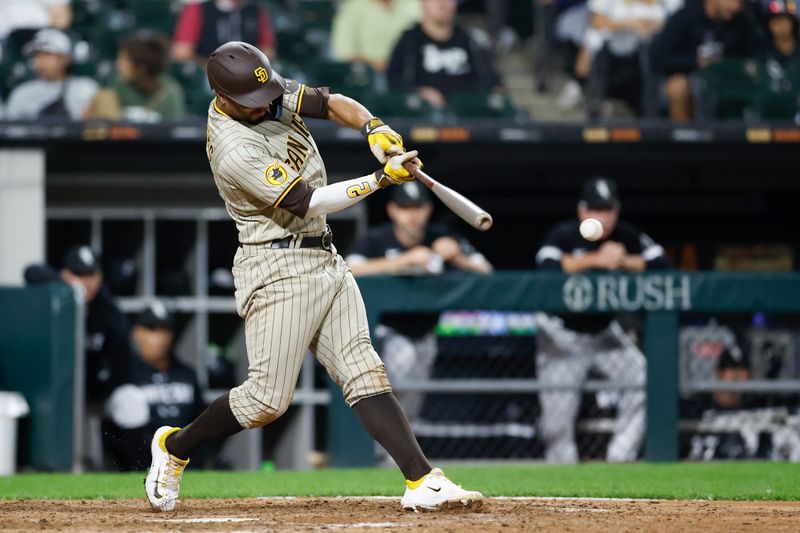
[403, 163, 493, 231]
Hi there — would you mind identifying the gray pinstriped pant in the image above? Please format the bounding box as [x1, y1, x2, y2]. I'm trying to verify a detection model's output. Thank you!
[229, 245, 391, 429]
[536, 313, 646, 463]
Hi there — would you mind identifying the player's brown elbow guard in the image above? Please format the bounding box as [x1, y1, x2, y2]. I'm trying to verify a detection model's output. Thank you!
[299, 87, 330, 120]
[276, 181, 315, 218]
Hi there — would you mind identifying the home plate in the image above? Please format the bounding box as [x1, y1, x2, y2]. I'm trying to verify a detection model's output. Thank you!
[149, 517, 258, 523]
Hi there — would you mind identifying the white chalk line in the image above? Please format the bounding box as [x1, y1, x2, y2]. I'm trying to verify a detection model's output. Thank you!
[323, 522, 410, 529]
[147, 517, 258, 523]
[255, 496, 653, 502]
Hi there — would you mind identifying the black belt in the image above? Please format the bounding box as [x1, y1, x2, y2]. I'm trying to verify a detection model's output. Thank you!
[239, 232, 333, 250]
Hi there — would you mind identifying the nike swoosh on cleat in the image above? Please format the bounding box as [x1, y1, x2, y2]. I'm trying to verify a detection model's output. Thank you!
[153, 466, 163, 499]
[428, 487, 442, 492]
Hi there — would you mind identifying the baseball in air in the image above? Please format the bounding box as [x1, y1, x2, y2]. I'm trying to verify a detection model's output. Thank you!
[579, 218, 604, 241]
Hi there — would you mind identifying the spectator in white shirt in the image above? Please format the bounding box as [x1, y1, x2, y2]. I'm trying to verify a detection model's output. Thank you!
[5, 29, 98, 120]
[574, 0, 679, 115]
[0, 0, 71, 42]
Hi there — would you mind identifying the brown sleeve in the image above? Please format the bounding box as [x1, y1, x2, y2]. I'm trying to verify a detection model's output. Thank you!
[298, 86, 330, 119]
[275, 179, 315, 218]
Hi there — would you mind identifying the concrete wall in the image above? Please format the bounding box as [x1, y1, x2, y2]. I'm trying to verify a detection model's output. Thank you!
[0, 149, 45, 286]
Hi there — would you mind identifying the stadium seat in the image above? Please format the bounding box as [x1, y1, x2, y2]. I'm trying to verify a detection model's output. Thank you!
[747, 59, 800, 121]
[0, 60, 33, 99]
[170, 62, 214, 117]
[276, 27, 323, 64]
[358, 92, 436, 120]
[119, 0, 177, 34]
[305, 61, 376, 95]
[694, 58, 759, 120]
[71, 0, 123, 60]
[2, 28, 39, 65]
[446, 92, 517, 119]
[296, 0, 336, 30]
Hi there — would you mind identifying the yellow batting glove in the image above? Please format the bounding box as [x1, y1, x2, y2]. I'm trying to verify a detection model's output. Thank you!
[375, 150, 422, 188]
[361, 117, 404, 163]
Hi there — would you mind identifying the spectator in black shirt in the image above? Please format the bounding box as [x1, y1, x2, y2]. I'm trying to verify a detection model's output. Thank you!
[24, 246, 131, 404]
[534, 177, 668, 463]
[345, 182, 492, 433]
[105, 302, 206, 470]
[172, 0, 276, 64]
[761, 0, 799, 66]
[386, 0, 503, 109]
[649, 0, 757, 121]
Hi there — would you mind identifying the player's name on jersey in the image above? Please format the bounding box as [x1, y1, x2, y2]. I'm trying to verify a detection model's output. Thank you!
[562, 274, 692, 313]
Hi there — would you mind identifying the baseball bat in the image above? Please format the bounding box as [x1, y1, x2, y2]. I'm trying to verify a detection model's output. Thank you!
[403, 164, 494, 231]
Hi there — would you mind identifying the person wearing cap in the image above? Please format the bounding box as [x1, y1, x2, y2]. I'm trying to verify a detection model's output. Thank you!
[533, 177, 668, 464]
[5, 28, 98, 120]
[172, 0, 276, 64]
[346, 181, 492, 276]
[345, 181, 492, 432]
[146, 40, 484, 513]
[24, 246, 131, 404]
[104, 302, 206, 471]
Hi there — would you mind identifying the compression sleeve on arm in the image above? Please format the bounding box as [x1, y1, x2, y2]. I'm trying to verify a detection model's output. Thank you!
[305, 173, 381, 218]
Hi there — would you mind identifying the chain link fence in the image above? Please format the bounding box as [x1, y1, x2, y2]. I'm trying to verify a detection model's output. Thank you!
[374, 310, 800, 464]
[679, 315, 800, 461]
[375, 310, 647, 463]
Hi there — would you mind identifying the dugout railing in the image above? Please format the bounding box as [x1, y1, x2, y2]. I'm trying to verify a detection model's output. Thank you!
[328, 272, 800, 466]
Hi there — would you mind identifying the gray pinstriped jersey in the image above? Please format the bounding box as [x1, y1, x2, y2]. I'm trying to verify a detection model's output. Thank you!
[206, 81, 327, 244]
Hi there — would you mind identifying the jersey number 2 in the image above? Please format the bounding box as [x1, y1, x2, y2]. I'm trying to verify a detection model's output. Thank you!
[346, 182, 371, 198]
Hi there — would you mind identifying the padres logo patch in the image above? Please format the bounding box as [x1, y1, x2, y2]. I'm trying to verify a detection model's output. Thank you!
[265, 163, 288, 186]
[254, 67, 269, 84]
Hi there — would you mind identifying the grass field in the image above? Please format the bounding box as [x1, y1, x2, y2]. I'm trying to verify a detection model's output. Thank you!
[2, 462, 798, 501]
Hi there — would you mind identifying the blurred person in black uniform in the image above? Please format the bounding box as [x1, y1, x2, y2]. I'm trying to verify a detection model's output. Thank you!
[24, 245, 131, 404]
[649, 0, 758, 120]
[686, 347, 800, 461]
[386, 0, 503, 109]
[104, 302, 207, 470]
[686, 349, 756, 460]
[534, 177, 669, 463]
[345, 182, 492, 428]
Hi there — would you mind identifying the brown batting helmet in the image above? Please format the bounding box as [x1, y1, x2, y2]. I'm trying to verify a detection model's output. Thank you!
[206, 41, 287, 108]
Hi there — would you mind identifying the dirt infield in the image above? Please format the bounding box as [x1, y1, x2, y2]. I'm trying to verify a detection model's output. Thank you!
[0, 497, 797, 532]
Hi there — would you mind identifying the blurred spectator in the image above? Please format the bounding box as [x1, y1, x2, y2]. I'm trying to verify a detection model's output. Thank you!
[554, 0, 592, 110]
[534, 177, 668, 463]
[172, 0, 276, 65]
[577, 0, 676, 116]
[331, 0, 422, 72]
[104, 302, 205, 471]
[24, 245, 131, 404]
[387, 0, 503, 109]
[0, 0, 71, 42]
[86, 32, 186, 123]
[649, 0, 758, 121]
[346, 182, 492, 425]
[761, 0, 799, 66]
[5, 29, 98, 120]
